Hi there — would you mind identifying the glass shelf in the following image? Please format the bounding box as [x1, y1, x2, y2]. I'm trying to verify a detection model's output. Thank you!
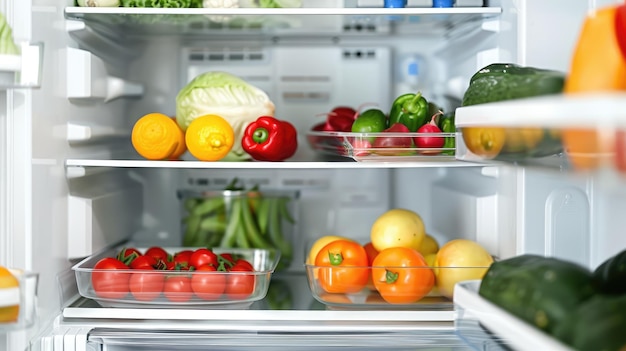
[64, 6, 501, 37]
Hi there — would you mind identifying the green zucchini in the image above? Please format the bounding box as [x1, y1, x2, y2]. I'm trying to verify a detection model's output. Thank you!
[593, 248, 626, 295]
[478, 255, 596, 334]
[553, 294, 626, 351]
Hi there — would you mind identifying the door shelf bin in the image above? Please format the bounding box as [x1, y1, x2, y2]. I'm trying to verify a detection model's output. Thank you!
[0, 42, 43, 90]
[0, 270, 39, 332]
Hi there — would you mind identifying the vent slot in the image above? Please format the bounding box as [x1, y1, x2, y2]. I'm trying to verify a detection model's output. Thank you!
[343, 49, 377, 59]
[187, 49, 266, 63]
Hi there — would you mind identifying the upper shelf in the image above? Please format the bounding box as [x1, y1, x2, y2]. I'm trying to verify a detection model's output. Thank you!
[63, 6, 501, 37]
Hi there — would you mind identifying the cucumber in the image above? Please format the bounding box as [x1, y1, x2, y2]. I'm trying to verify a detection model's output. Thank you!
[461, 63, 565, 107]
[478, 255, 596, 334]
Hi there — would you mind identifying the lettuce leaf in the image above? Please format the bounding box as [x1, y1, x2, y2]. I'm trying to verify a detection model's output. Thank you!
[0, 13, 19, 55]
[121, 0, 202, 7]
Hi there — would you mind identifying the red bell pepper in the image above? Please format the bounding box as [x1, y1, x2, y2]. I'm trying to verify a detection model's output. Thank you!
[242, 116, 298, 161]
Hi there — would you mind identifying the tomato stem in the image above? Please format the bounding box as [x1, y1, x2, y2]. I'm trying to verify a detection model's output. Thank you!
[385, 269, 399, 284]
[328, 251, 344, 266]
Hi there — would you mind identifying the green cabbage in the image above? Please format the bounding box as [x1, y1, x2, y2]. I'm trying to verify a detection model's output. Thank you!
[176, 71, 275, 161]
[239, 0, 302, 7]
[0, 13, 19, 55]
[121, 0, 202, 7]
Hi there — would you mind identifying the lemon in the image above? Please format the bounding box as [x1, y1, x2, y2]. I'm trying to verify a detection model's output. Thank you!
[370, 208, 425, 252]
[306, 235, 352, 266]
[418, 234, 439, 256]
[424, 253, 437, 267]
[434, 239, 494, 298]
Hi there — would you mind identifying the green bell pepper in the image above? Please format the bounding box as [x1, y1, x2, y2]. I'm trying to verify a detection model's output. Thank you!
[436, 112, 456, 155]
[388, 92, 429, 132]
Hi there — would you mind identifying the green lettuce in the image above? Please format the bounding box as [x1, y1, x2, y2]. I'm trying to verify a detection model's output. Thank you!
[0, 13, 19, 55]
[176, 71, 275, 161]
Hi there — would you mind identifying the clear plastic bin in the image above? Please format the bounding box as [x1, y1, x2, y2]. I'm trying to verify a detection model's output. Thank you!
[455, 93, 626, 172]
[306, 130, 456, 162]
[72, 247, 280, 309]
[178, 189, 299, 271]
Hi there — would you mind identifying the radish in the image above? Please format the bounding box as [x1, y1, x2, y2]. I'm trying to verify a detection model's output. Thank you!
[415, 114, 444, 153]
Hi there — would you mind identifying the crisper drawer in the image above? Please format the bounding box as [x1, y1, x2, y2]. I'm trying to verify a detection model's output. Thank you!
[87, 328, 496, 351]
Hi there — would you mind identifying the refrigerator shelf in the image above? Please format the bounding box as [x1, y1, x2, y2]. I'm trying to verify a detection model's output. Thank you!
[63, 6, 501, 37]
[454, 280, 574, 351]
[0, 42, 43, 90]
[65, 158, 482, 171]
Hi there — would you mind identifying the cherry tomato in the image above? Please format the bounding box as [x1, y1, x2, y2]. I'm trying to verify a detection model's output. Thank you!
[163, 276, 193, 303]
[130, 255, 157, 270]
[232, 258, 254, 272]
[371, 247, 435, 304]
[191, 265, 226, 300]
[225, 265, 255, 300]
[219, 253, 234, 264]
[173, 250, 194, 268]
[129, 268, 164, 302]
[145, 246, 170, 263]
[118, 247, 141, 262]
[314, 239, 369, 294]
[189, 248, 218, 269]
[92, 257, 130, 299]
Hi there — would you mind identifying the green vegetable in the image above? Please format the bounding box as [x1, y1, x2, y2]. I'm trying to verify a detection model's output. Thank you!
[593, 248, 626, 295]
[0, 13, 19, 55]
[388, 92, 429, 132]
[77, 0, 121, 6]
[461, 63, 565, 107]
[180, 179, 296, 270]
[435, 112, 455, 155]
[351, 109, 388, 139]
[176, 71, 275, 161]
[122, 0, 202, 6]
[553, 295, 626, 351]
[478, 255, 596, 334]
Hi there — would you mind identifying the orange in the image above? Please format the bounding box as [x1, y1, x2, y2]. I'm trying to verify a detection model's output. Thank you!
[132, 113, 185, 160]
[0, 266, 19, 323]
[168, 117, 187, 160]
[185, 114, 234, 161]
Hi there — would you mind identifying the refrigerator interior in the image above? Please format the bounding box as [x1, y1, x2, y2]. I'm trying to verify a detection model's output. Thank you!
[1, 0, 625, 350]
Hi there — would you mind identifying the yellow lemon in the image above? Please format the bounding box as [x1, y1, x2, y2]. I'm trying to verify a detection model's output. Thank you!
[418, 234, 439, 256]
[370, 208, 425, 252]
[434, 239, 493, 299]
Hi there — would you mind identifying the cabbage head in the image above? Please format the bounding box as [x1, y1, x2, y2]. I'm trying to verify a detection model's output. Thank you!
[176, 71, 275, 161]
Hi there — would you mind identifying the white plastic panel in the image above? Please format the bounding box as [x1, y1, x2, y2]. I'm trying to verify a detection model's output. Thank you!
[67, 173, 143, 259]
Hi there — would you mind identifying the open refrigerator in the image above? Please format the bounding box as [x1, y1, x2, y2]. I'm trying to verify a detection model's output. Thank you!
[1, 0, 625, 350]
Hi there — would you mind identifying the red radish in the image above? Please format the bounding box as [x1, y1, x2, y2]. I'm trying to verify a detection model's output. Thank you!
[616, 4, 626, 60]
[351, 138, 372, 157]
[373, 123, 413, 156]
[415, 115, 444, 154]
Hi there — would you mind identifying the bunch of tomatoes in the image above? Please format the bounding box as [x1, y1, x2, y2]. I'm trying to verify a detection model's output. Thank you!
[91, 247, 256, 303]
[313, 240, 435, 304]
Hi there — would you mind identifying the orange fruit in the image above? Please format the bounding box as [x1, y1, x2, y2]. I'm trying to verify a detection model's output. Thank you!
[185, 114, 235, 161]
[0, 266, 19, 323]
[168, 117, 187, 160]
[132, 113, 185, 160]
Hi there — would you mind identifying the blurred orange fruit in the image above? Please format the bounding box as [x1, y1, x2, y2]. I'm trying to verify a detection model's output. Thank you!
[132, 113, 185, 160]
[185, 114, 234, 161]
[168, 117, 187, 160]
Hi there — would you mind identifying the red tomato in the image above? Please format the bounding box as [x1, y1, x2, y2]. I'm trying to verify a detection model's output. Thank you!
[225, 265, 255, 300]
[191, 265, 226, 300]
[117, 247, 141, 263]
[92, 257, 130, 299]
[315, 239, 369, 294]
[219, 253, 234, 264]
[145, 246, 170, 263]
[163, 276, 193, 302]
[232, 259, 254, 272]
[189, 249, 218, 269]
[363, 242, 379, 266]
[129, 269, 164, 302]
[173, 250, 193, 268]
[130, 255, 157, 270]
[371, 247, 435, 304]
